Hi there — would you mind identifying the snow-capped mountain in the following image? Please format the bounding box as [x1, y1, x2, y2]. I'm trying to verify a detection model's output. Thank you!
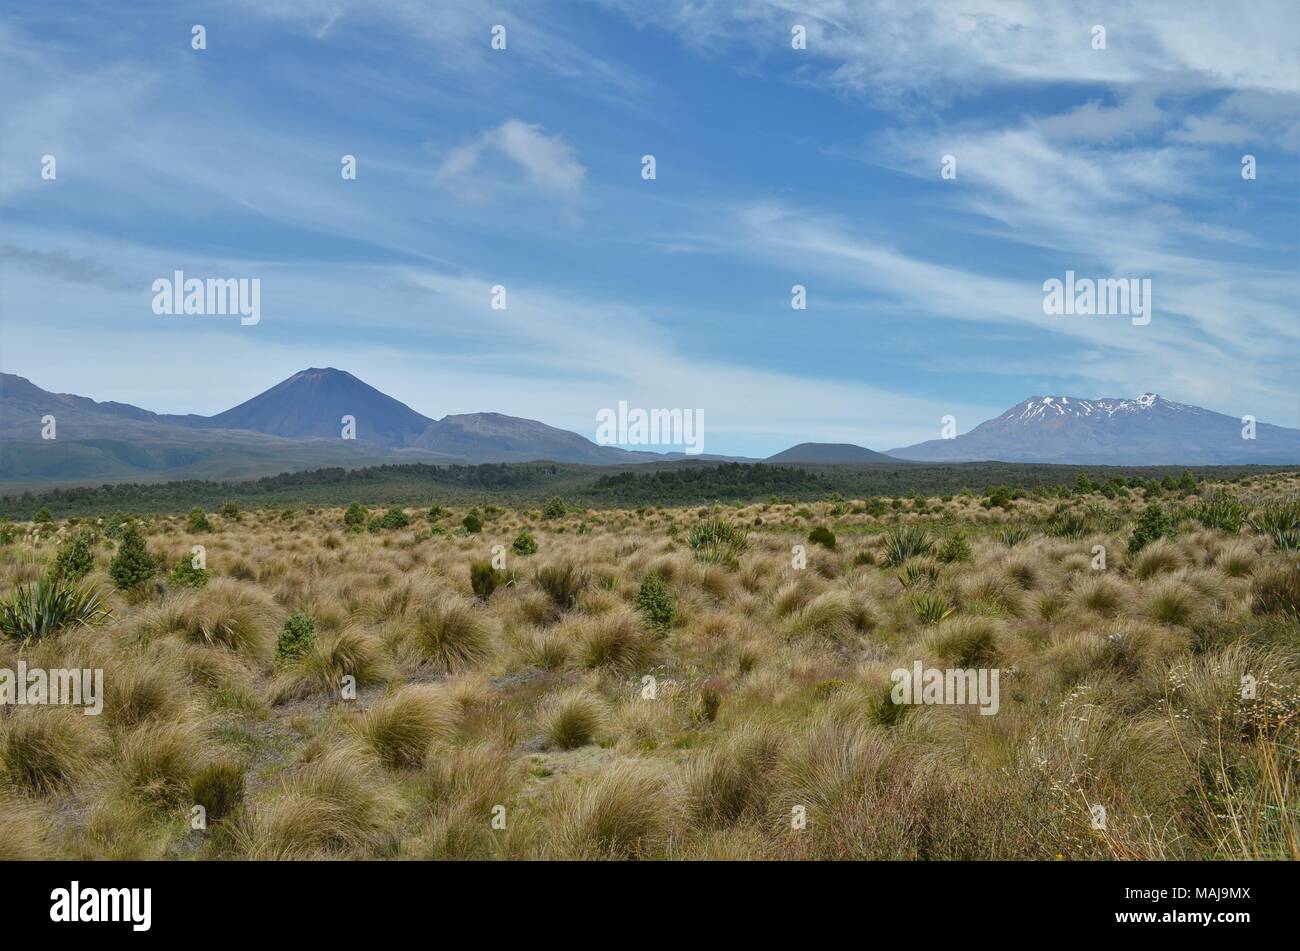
[888, 393, 1300, 465]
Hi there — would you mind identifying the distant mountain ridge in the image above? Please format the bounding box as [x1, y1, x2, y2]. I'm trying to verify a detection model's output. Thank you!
[889, 393, 1300, 465]
[765, 442, 897, 464]
[0, 368, 703, 482]
[4, 372, 1299, 485]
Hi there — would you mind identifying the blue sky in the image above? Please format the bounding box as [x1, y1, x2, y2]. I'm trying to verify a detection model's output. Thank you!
[1, 0, 1297, 456]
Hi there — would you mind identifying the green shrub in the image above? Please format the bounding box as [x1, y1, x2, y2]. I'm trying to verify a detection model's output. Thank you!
[511, 530, 538, 556]
[379, 507, 410, 530]
[427, 504, 445, 520]
[108, 525, 159, 590]
[0, 577, 109, 642]
[936, 531, 971, 564]
[33, 507, 53, 524]
[1128, 502, 1177, 554]
[168, 556, 209, 589]
[344, 501, 368, 530]
[462, 512, 483, 534]
[219, 501, 241, 521]
[280, 508, 295, 522]
[275, 611, 317, 666]
[807, 526, 837, 550]
[543, 497, 567, 519]
[187, 507, 212, 532]
[52, 531, 96, 581]
[635, 572, 676, 636]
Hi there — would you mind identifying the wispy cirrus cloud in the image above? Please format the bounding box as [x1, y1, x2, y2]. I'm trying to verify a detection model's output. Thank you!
[435, 120, 587, 201]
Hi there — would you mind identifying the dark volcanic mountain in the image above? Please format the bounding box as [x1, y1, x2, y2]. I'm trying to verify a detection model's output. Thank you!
[766, 442, 897, 464]
[201, 367, 432, 445]
[889, 394, 1300, 465]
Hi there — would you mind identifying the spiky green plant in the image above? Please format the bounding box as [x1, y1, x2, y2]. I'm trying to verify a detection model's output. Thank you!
[880, 526, 933, 567]
[0, 577, 109, 642]
[997, 527, 1031, 547]
[909, 592, 954, 625]
[1193, 492, 1247, 534]
[1247, 498, 1300, 550]
[687, 519, 749, 567]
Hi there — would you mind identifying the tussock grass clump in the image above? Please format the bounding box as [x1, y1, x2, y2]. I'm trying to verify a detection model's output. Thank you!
[514, 626, 571, 669]
[115, 718, 209, 808]
[149, 579, 279, 657]
[191, 760, 245, 824]
[549, 760, 678, 859]
[403, 596, 494, 672]
[1073, 574, 1128, 617]
[960, 571, 1025, 618]
[783, 590, 865, 642]
[0, 796, 58, 859]
[236, 743, 400, 859]
[575, 610, 654, 672]
[686, 722, 783, 825]
[1216, 542, 1257, 579]
[1131, 539, 1183, 579]
[539, 687, 607, 749]
[0, 708, 101, 795]
[923, 616, 1002, 667]
[1251, 565, 1300, 619]
[409, 742, 520, 860]
[274, 627, 388, 701]
[101, 654, 187, 728]
[1142, 577, 1203, 626]
[775, 717, 893, 838]
[353, 685, 458, 769]
[534, 563, 588, 612]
